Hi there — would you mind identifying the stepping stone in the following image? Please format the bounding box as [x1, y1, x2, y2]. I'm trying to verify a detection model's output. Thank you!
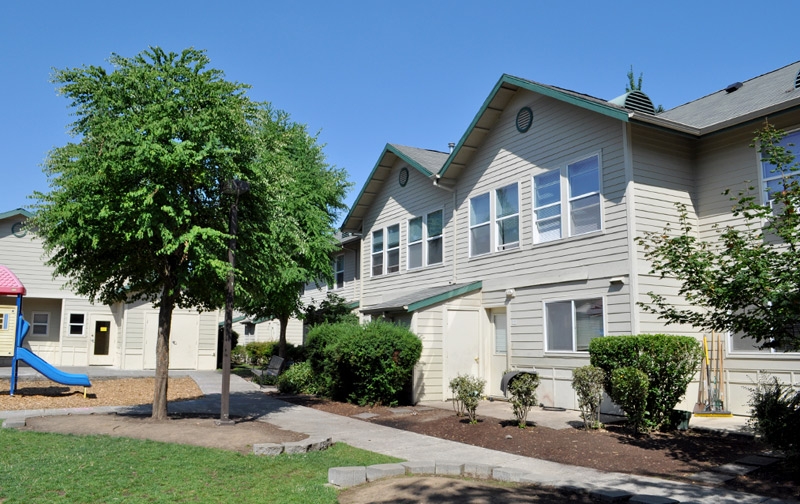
[689, 471, 736, 484]
[388, 408, 412, 414]
[714, 463, 759, 475]
[736, 454, 781, 466]
[414, 407, 434, 412]
[352, 412, 379, 419]
[590, 489, 634, 503]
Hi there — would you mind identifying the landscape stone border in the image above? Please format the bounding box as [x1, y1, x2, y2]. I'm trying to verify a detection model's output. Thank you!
[253, 437, 332, 456]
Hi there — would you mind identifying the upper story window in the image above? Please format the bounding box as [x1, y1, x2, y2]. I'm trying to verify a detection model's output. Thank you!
[332, 255, 344, 290]
[533, 154, 602, 243]
[371, 224, 400, 276]
[762, 130, 800, 209]
[408, 209, 444, 269]
[495, 183, 520, 251]
[469, 183, 520, 257]
[545, 297, 604, 352]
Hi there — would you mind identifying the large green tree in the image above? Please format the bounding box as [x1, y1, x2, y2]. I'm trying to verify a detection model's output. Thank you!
[638, 122, 800, 351]
[32, 48, 261, 419]
[236, 108, 350, 357]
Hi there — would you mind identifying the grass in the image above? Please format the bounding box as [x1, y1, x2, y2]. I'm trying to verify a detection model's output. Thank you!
[0, 429, 400, 503]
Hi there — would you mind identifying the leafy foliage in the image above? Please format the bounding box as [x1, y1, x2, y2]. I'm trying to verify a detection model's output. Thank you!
[277, 361, 320, 395]
[305, 320, 422, 406]
[637, 122, 800, 351]
[611, 367, 650, 433]
[507, 373, 540, 428]
[590, 335, 702, 431]
[747, 374, 800, 456]
[304, 292, 359, 327]
[571, 365, 605, 430]
[449, 374, 485, 424]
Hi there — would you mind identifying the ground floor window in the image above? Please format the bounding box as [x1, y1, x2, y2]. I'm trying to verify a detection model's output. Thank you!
[32, 312, 49, 336]
[545, 298, 604, 352]
[69, 313, 85, 336]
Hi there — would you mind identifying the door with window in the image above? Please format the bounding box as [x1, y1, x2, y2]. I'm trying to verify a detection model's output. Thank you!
[88, 316, 114, 365]
[487, 309, 508, 397]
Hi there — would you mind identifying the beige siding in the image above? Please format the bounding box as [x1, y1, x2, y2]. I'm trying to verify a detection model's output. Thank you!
[0, 217, 70, 298]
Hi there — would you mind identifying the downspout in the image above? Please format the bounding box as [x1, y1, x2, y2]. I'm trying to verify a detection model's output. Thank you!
[430, 174, 458, 284]
[623, 121, 641, 334]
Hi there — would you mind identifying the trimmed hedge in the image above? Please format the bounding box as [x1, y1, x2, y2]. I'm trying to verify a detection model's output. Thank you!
[589, 334, 702, 431]
[306, 320, 422, 406]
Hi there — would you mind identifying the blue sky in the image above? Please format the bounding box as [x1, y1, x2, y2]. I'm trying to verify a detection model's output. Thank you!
[2, 1, 799, 221]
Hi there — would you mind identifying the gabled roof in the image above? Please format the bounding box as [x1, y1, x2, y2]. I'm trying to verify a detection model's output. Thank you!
[658, 61, 800, 134]
[341, 144, 448, 232]
[0, 208, 33, 221]
[361, 281, 482, 314]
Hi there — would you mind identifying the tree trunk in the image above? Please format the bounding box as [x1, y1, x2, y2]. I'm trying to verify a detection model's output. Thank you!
[152, 279, 177, 420]
[278, 313, 289, 359]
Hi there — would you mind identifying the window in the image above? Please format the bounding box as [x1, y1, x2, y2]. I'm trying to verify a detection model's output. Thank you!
[32, 312, 49, 336]
[762, 130, 800, 209]
[729, 331, 796, 353]
[386, 224, 400, 273]
[332, 255, 344, 290]
[408, 217, 423, 269]
[545, 298, 604, 352]
[371, 230, 383, 276]
[533, 154, 602, 243]
[372, 225, 400, 276]
[243, 323, 256, 336]
[408, 210, 444, 269]
[427, 210, 443, 265]
[469, 184, 520, 257]
[534, 170, 561, 242]
[495, 183, 519, 250]
[69, 313, 85, 336]
[494, 313, 507, 354]
[470, 193, 491, 256]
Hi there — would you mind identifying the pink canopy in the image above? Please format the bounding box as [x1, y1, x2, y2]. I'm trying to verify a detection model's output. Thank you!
[0, 266, 26, 296]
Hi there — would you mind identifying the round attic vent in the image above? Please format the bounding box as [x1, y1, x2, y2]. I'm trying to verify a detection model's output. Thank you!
[516, 106, 533, 133]
[398, 167, 409, 187]
[609, 90, 656, 115]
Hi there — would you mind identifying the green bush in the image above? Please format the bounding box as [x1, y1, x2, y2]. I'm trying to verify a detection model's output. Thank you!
[572, 365, 605, 430]
[270, 341, 306, 363]
[747, 375, 800, 456]
[277, 361, 320, 395]
[508, 373, 540, 428]
[232, 345, 248, 365]
[244, 341, 275, 366]
[449, 374, 485, 424]
[305, 320, 422, 406]
[611, 366, 649, 433]
[589, 334, 702, 431]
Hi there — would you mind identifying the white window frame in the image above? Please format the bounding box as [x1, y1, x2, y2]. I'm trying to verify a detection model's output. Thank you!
[760, 129, 800, 210]
[533, 170, 562, 243]
[31, 312, 50, 337]
[68, 313, 86, 336]
[469, 192, 491, 257]
[332, 254, 345, 290]
[407, 209, 445, 270]
[495, 183, 520, 251]
[533, 153, 603, 244]
[386, 224, 400, 274]
[728, 331, 798, 354]
[371, 229, 384, 277]
[543, 297, 605, 353]
[371, 224, 400, 276]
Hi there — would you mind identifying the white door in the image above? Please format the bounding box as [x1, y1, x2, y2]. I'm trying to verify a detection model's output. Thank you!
[88, 316, 114, 366]
[443, 308, 482, 397]
[488, 310, 508, 397]
[144, 313, 199, 369]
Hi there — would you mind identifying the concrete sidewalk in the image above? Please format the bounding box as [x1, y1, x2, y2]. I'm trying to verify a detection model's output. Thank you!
[0, 369, 783, 503]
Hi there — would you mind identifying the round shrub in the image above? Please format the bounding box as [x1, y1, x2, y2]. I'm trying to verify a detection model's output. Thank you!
[306, 320, 422, 406]
[277, 361, 319, 395]
[508, 372, 540, 428]
[572, 365, 605, 430]
[611, 366, 649, 433]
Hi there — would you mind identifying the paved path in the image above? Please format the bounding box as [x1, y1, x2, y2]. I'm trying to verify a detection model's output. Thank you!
[0, 368, 786, 503]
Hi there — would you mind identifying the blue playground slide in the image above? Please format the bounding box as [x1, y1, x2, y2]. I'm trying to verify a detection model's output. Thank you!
[14, 347, 92, 387]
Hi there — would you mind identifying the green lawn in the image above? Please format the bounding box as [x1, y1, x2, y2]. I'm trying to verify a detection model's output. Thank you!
[0, 428, 400, 503]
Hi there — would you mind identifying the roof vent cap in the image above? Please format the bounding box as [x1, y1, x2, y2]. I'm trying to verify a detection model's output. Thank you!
[608, 90, 655, 115]
[725, 82, 743, 93]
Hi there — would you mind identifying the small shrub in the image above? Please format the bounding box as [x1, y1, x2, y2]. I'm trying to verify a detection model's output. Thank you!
[747, 374, 800, 456]
[590, 334, 702, 431]
[277, 361, 320, 395]
[244, 341, 275, 366]
[449, 374, 485, 424]
[231, 345, 248, 365]
[508, 373, 540, 428]
[572, 365, 605, 430]
[611, 366, 649, 433]
[271, 341, 306, 363]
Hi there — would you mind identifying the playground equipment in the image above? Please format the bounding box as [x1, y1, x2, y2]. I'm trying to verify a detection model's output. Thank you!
[0, 265, 90, 395]
[693, 331, 732, 417]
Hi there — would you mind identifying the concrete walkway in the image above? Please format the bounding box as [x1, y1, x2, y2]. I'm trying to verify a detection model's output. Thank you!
[0, 368, 787, 503]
